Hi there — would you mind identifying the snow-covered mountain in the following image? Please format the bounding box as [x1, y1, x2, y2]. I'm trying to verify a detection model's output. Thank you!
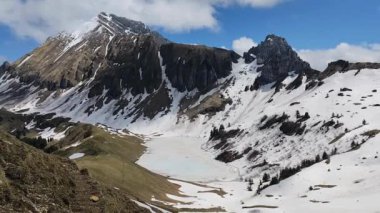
[1, 12, 380, 212]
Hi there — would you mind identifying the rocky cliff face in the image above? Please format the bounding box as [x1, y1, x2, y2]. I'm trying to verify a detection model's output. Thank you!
[88, 34, 164, 98]
[320, 60, 380, 79]
[161, 44, 239, 92]
[244, 34, 313, 88]
[88, 38, 240, 99]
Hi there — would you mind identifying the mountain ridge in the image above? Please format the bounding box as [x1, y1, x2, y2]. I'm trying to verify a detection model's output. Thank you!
[2, 13, 379, 94]
[0, 13, 379, 131]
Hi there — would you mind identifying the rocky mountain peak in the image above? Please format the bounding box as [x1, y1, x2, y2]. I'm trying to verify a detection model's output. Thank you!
[244, 34, 312, 88]
[0, 12, 238, 120]
[264, 34, 288, 46]
[56, 12, 165, 47]
[0, 61, 10, 72]
[4, 13, 170, 92]
[0, 61, 11, 77]
[97, 12, 152, 35]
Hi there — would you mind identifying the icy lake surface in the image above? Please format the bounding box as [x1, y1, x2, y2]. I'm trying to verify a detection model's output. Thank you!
[137, 137, 240, 182]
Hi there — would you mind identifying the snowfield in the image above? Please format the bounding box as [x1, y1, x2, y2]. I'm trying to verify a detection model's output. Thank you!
[246, 136, 380, 213]
[137, 137, 240, 182]
[138, 134, 380, 212]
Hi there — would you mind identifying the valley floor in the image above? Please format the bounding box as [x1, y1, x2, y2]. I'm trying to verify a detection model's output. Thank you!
[137, 137, 251, 212]
[137, 137, 240, 182]
[136, 135, 380, 213]
[135, 136, 261, 212]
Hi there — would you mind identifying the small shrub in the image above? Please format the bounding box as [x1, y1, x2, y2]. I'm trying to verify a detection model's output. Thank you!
[322, 152, 329, 160]
[262, 173, 270, 182]
[270, 176, 279, 185]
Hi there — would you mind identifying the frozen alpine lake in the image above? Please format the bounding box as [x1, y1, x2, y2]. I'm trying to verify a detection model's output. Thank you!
[137, 137, 240, 182]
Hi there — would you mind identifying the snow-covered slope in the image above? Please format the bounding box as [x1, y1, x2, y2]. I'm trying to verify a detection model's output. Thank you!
[133, 61, 380, 212]
[1, 50, 380, 176]
[2, 53, 379, 173]
[247, 133, 380, 213]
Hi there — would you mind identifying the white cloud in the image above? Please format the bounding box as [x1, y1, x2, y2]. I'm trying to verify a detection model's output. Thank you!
[298, 43, 380, 70]
[0, 0, 285, 42]
[232, 36, 257, 55]
[236, 0, 285, 8]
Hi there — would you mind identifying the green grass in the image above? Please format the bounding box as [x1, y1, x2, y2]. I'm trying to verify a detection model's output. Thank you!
[57, 126, 181, 207]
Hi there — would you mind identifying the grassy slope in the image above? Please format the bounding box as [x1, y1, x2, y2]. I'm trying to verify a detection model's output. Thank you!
[0, 130, 148, 213]
[0, 109, 217, 212]
[56, 125, 181, 210]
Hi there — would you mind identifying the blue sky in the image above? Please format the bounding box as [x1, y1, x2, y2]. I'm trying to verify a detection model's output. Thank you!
[0, 0, 380, 69]
[166, 0, 380, 49]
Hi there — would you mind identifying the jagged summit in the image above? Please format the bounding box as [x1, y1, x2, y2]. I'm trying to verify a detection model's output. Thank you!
[97, 12, 152, 35]
[243, 34, 312, 87]
[264, 34, 288, 44]
[62, 12, 158, 37]
[0, 61, 10, 72]
[96, 12, 168, 44]
[6, 12, 170, 91]
[96, 12, 166, 42]
[58, 12, 166, 46]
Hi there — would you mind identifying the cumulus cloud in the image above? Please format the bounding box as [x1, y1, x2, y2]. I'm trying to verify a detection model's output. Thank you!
[298, 43, 380, 71]
[232, 36, 257, 55]
[0, 0, 285, 42]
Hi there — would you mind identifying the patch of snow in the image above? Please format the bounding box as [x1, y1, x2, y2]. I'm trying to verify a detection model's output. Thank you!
[139, 68, 143, 80]
[17, 54, 33, 68]
[164, 179, 252, 212]
[104, 34, 115, 57]
[69, 153, 85, 160]
[55, 17, 99, 62]
[131, 199, 170, 213]
[25, 120, 36, 130]
[39, 127, 69, 141]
